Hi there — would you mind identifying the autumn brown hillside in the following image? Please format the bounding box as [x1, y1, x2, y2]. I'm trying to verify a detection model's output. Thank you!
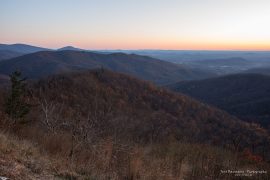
[20, 70, 269, 152]
[1, 69, 270, 179]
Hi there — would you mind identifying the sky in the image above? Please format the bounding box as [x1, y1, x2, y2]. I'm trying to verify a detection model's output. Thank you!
[1, 0, 270, 50]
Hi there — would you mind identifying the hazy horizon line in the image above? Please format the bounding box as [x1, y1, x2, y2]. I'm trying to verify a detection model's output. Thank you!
[2, 42, 270, 52]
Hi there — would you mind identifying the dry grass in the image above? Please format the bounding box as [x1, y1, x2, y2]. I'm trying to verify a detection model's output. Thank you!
[0, 131, 58, 179]
[0, 129, 270, 180]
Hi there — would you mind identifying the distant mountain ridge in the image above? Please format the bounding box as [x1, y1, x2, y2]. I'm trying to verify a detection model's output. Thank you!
[0, 50, 215, 85]
[0, 43, 51, 54]
[57, 46, 86, 51]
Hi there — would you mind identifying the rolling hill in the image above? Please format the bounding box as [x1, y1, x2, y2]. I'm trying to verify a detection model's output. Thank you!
[0, 50, 216, 85]
[167, 73, 270, 128]
[20, 70, 270, 147]
[0, 50, 24, 61]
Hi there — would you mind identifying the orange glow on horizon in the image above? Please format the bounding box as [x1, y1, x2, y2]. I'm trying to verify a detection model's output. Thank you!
[26, 34, 269, 51]
[2, 38, 270, 51]
[52, 41, 270, 51]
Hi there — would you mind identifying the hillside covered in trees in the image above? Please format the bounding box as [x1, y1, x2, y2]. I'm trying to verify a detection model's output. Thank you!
[0, 70, 269, 179]
[167, 73, 270, 130]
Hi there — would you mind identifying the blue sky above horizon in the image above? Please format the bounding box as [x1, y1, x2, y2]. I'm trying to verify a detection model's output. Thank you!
[1, 0, 270, 50]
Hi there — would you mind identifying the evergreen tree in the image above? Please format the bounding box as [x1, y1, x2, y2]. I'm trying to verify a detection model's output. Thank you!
[5, 71, 30, 122]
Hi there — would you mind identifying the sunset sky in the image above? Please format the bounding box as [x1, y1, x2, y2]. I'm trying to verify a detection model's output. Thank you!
[1, 0, 270, 50]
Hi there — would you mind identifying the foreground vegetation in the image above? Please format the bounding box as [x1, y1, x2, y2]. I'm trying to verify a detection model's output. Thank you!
[0, 69, 269, 179]
[0, 128, 269, 179]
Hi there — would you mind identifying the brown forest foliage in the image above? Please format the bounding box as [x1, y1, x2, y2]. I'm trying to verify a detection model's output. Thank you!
[0, 69, 269, 179]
